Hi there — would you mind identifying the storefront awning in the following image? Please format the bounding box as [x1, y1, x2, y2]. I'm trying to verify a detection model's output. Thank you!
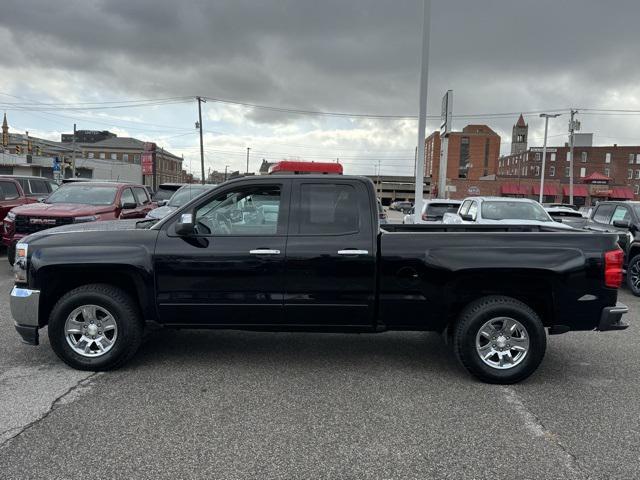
[562, 185, 588, 197]
[532, 184, 558, 196]
[611, 187, 635, 200]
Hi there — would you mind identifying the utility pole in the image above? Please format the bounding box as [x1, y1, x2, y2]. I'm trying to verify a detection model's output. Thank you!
[377, 158, 381, 196]
[224, 165, 229, 182]
[568, 109, 579, 205]
[196, 96, 206, 185]
[72, 123, 77, 178]
[413, 0, 431, 222]
[246, 147, 251, 174]
[538, 113, 561, 203]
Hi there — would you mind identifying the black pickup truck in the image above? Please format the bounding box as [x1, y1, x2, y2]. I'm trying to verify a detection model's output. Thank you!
[10, 175, 628, 383]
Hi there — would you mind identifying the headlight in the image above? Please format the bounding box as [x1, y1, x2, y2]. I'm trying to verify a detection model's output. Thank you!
[14, 242, 28, 283]
[74, 215, 98, 223]
[6, 211, 16, 221]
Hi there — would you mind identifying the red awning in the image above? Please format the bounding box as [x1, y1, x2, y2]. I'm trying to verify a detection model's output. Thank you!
[562, 185, 588, 197]
[532, 184, 558, 196]
[611, 187, 635, 200]
[501, 184, 530, 195]
[582, 172, 611, 182]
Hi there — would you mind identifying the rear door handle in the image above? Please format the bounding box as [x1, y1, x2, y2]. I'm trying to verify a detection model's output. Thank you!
[337, 249, 369, 255]
[249, 249, 281, 255]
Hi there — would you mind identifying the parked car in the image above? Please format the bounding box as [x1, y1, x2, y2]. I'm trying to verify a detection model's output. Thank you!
[542, 203, 579, 211]
[585, 201, 640, 295]
[3, 182, 156, 264]
[10, 175, 628, 384]
[146, 184, 216, 220]
[389, 201, 413, 213]
[545, 207, 588, 229]
[403, 199, 462, 224]
[443, 197, 573, 229]
[0, 176, 57, 228]
[152, 183, 185, 203]
[579, 206, 593, 218]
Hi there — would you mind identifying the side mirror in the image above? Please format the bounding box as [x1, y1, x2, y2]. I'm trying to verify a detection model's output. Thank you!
[157, 200, 168, 207]
[613, 219, 631, 229]
[460, 213, 473, 221]
[121, 202, 137, 210]
[175, 213, 195, 235]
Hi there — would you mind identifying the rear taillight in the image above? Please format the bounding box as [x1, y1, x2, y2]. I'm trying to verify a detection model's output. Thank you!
[604, 249, 624, 288]
[421, 213, 427, 221]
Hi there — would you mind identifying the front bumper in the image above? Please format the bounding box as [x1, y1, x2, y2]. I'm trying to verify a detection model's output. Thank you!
[598, 303, 629, 331]
[10, 286, 40, 345]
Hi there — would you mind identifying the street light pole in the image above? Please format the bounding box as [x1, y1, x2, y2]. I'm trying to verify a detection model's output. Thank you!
[413, 0, 431, 223]
[538, 113, 561, 204]
[224, 165, 229, 182]
[568, 109, 579, 205]
[246, 147, 250, 174]
[196, 96, 207, 185]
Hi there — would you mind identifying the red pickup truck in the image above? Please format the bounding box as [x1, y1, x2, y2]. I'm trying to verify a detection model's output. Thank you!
[3, 181, 155, 264]
[0, 175, 58, 221]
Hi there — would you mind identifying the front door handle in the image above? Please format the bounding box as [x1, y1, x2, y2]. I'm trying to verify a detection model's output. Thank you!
[249, 249, 281, 255]
[337, 249, 369, 255]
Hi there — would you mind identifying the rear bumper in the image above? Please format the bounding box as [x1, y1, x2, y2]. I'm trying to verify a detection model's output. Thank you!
[10, 286, 40, 345]
[598, 303, 629, 331]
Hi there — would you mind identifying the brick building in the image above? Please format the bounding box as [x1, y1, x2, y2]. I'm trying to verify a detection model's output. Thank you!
[497, 144, 640, 205]
[425, 125, 501, 195]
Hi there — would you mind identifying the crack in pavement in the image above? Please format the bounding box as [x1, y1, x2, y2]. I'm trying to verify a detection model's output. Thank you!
[502, 386, 588, 479]
[0, 372, 102, 451]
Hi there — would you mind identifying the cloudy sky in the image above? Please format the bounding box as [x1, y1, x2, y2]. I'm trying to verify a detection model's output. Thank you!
[1, 0, 640, 178]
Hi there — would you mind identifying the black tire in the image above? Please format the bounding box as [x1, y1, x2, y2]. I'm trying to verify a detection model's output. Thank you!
[7, 242, 15, 266]
[452, 296, 546, 384]
[626, 255, 640, 296]
[48, 284, 143, 371]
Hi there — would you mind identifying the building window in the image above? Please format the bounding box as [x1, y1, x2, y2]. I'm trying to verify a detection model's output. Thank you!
[635, 170, 640, 180]
[458, 137, 470, 178]
[635, 185, 640, 195]
[565, 167, 570, 177]
[535, 166, 540, 176]
[566, 151, 571, 162]
[604, 167, 610, 177]
[550, 153, 556, 162]
[605, 152, 611, 163]
[535, 152, 541, 161]
[628, 169, 634, 179]
[636, 154, 640, 164]
[99, 152, 105, 159]
[87, 152, 94, 159]
[579, 167, 586, 178]
[123, 154, 129, 161]
[629, 154, 635, 164]
[581, 152, 587, 163]
[550, 166, 555, 176]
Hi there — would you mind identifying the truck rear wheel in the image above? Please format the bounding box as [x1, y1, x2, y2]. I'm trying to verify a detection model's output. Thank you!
[48, 284, 143, 371]
[453, 296, 546, 384]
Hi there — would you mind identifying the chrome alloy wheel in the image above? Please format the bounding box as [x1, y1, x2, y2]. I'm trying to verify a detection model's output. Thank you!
[64, 305, 118, 357]
[629, 261, 640, 292]
[475, 317, 529, 370]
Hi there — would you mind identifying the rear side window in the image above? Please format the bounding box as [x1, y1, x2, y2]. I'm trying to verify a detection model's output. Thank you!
[298, 183, 359, 235]
[28, 179, 50, 195]
[425, 202, 460, 219]
[610, 206, 631, 224]
[593, 204, 615, 224]
[0, 181, 20, 200]
[133, 187, 150, 205]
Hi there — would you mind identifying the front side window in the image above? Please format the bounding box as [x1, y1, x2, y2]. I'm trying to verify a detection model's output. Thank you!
[194, 186, 281, 236]
[133, 187, 150, 205]
[297, 183, 359, 235]
[611, 206, 631, 224]
[467, 202, 478, 221]
[120, 188, 136, 206]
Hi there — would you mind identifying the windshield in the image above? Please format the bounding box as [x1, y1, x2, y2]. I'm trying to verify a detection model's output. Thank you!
[481, 201, 551, 221]
[425, 203, 460, 218]
[46, 185, 119, 206]
[169, 186, 211, 207]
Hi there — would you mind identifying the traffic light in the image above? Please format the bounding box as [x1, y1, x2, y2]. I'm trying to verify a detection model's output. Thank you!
[15, 145, 21, 154]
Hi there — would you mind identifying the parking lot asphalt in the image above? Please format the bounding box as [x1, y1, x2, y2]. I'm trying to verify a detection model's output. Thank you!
[1, 256, 639, 479]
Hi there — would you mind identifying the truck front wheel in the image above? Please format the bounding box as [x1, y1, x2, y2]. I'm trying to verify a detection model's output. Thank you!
[453, 296, 546, 384]
[626, 255, 640, 296]
[48, 284, 143, 371]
